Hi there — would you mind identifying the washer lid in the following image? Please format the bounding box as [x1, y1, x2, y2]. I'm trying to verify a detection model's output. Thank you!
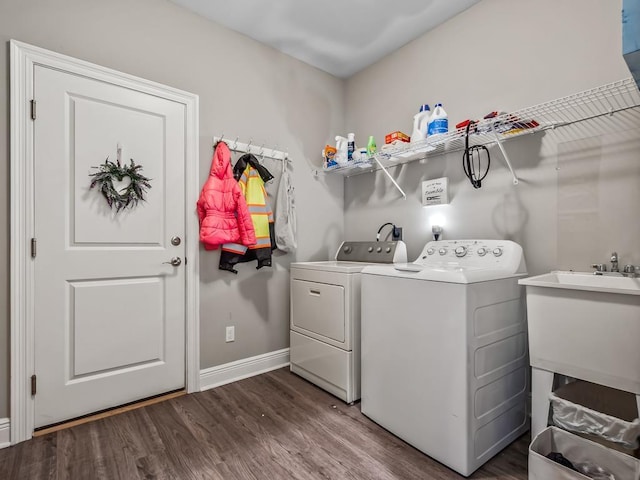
[363, 263, 527, 284]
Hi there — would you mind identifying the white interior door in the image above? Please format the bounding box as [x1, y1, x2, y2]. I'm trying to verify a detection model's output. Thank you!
[33, 64, 186, 428]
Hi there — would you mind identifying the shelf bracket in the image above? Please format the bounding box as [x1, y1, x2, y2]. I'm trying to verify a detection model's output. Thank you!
[372, 155, 407, 199]
[491, 125, 519, 185]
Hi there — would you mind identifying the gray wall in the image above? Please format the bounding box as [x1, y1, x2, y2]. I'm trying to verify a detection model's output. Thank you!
[0, 0, 346, 419]
[344, 0, 640, 274]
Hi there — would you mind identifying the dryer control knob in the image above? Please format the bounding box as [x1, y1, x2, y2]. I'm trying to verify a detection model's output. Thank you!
[385, 247, 391, 253]
[438, 248, 447, 256]
[376, 247, 382, 253]
[454, 246, 467, 257]
[427, 248, 435, 255]
[477, 247, 487, 257]
[367, 246, 374, 253]
[492, 247, 503, 257]
[343, 245, 352, 254]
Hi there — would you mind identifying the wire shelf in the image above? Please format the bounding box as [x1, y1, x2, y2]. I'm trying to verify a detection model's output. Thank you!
[324, 77, 640, 178]
[323, 156, 377, 175]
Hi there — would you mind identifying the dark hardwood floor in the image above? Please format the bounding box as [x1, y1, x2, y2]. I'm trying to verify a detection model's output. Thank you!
[0, 368, 529, 479]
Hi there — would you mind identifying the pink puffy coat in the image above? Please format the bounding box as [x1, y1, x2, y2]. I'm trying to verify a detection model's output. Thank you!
[197, 142, 256, 250]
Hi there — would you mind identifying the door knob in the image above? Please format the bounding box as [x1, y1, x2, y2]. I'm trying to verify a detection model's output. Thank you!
[163, 257, 182, 267]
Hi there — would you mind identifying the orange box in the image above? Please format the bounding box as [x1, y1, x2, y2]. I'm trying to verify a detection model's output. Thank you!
[385, 131, 410, 144]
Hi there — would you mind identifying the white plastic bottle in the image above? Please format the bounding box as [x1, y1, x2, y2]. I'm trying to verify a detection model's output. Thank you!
[335, 135, 349, 165]
[411, 104, 430, 144]
[427, 103, 448, 138]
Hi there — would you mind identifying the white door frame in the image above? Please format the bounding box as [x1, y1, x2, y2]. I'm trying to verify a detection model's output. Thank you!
[10, 40, 200, 444]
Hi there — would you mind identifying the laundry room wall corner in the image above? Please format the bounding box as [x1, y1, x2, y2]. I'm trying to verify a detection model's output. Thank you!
[344, 0, 640, 274]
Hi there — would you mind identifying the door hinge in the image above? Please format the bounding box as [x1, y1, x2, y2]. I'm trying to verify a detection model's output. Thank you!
[185, 256, 187, 265]
[30, 99, 36, 120]
[31, 238, 37, 258]
[31, 375, 37, 396]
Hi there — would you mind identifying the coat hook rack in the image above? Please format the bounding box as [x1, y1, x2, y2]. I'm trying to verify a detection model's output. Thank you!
[213, 136, 288, 162]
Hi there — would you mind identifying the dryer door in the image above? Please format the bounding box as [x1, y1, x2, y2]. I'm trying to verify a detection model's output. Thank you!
[291, 279, 346, 345]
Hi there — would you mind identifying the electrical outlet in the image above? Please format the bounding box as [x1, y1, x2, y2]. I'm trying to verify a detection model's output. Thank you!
[225, 326, 235, 342]
[392, 226, 403, 241]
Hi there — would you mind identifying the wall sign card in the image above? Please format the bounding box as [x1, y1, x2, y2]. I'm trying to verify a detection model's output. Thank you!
[422, 177, 449, 206]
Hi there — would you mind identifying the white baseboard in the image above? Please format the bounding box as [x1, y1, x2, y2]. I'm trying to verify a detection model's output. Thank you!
[0, 418, 10, 449]
[200, 348, 290, 392]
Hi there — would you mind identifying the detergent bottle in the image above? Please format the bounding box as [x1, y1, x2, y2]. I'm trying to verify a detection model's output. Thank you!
[411, 104, 430, 144]
[427, 103, 449, 138]
[335, 135, 349, 165]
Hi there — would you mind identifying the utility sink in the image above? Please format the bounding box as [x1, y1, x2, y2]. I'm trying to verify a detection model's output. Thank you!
[521, 270, 640, 294]
[520, 271, 640, 394]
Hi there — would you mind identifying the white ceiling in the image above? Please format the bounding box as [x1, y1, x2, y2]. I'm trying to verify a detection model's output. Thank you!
[169, 0, 481, 78]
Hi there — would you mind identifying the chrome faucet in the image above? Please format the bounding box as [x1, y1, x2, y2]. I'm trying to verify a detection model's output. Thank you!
[592, 253, 639, 276]
[610, 252, 619, 272]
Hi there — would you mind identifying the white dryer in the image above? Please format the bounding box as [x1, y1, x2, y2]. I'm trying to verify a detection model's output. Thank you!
[290, 241, 407, 403]
[360, 239, 528, 477]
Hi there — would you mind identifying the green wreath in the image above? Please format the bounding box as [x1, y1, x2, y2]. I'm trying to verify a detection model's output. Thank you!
[89, 157, 152, 212]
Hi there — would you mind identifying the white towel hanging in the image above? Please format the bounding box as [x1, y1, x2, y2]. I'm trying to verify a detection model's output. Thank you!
[275, 155, 297, 253]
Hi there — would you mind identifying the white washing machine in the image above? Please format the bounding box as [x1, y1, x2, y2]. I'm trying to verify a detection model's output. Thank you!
[290, 241, 407, 403]
[360, 239, 528, 477]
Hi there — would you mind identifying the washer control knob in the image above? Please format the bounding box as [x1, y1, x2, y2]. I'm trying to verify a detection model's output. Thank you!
[426, 248, 435, 255]
[343, 245, 352, 254]
[492, 247, 503, 257]
[454, 246, 467, 258]
[385, 247, 391, 253]
[376, 247, 382, 253]
[367, 246, 374, 253]
[477, 247, 487, 257]
[438, 248, 447, 256]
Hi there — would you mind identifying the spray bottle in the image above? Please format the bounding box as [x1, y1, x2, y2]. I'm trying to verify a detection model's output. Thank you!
[367, 136, 377, 156]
